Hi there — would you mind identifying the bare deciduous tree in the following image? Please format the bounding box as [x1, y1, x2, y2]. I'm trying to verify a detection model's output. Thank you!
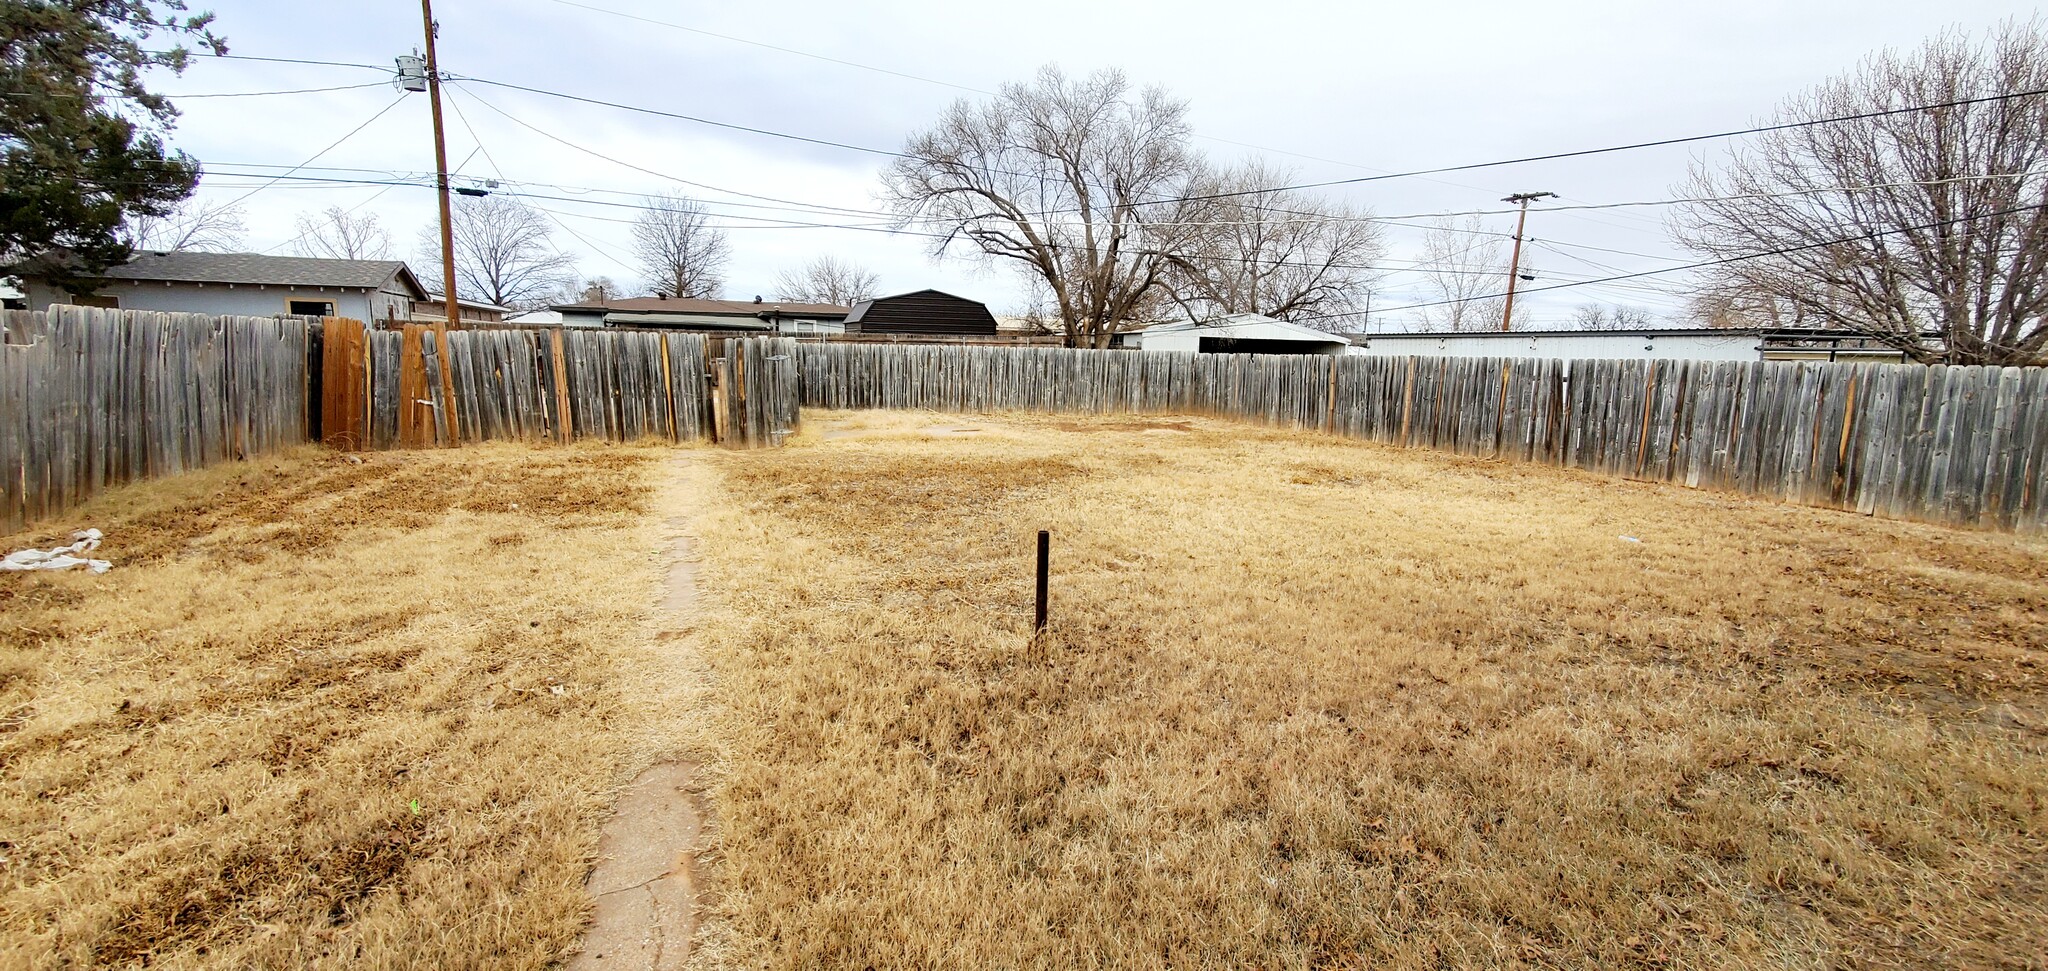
[576, 275, 630, 301]
[125, 199, 245, 252]
[290, 206, 392, 260]
[631, 192, 729, 298]
[1570, 303, 1658, 330]
[1685, 290, 1809, 329]
[1163, 160, 1385, 329]
[883, 65, 1211, 348]
[1673, 20, 2048, 365]
[1409, 216, 1532, 332]
[774, 256, 878, 306]
[415, 195, 576, 311]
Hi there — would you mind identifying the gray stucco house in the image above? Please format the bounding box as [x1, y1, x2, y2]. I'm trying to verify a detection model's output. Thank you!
[26, 252, 428, 322]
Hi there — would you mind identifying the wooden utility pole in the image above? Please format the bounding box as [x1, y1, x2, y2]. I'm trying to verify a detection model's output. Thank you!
[1499, 191, 1555, 332]
[420, 0, 458, 327]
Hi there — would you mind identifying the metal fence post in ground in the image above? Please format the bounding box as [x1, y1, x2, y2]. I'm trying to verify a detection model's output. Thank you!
[1035, 530, 1050, 633]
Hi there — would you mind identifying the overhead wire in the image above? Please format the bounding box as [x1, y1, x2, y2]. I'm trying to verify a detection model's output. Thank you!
[149, 44, 2048, 317]
[439, 85, 641, 277]
[1303, 201, 2048, 324]
[445, 81, 894, 220]
[214, 94, 409, 208]
[516, 0, 1727, 243]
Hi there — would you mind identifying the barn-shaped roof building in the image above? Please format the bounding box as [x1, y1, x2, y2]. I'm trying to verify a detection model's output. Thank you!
[844, 289, 998, 336]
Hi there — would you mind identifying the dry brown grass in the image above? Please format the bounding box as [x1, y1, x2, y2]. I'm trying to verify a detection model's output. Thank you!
[0, 442, 715, 970]
[686, 410, 2048, 970]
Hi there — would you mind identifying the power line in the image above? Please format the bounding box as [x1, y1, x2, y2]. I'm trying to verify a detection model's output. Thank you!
[537, 0, 988, 94]
[445, 81, 892, 219]
[216, 94, 410, 208]
[152, 51, 390, 71]
[439, 86, 641, 277]
[519, 0, 1674, 242]
[260, 182, 402, 255]
[167, 81, 389, 98]
[1310, 202, 2048, 324]
[1126, 87, 2048, 213]
[447, 74, 913, 160]
[168, 47, 2048, 212]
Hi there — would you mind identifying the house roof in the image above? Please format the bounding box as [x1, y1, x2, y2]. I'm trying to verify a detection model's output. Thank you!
[1339, 326, 1887, 342]
[103, 251, 426, 297]
[1145, 312, 1349, 343]
[601, 312, 772, 329]
[843, 288, 984, 324]
[416, 295, 511, 313]
[554, 296, 850, 317]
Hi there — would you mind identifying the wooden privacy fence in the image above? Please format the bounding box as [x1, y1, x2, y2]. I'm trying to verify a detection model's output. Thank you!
[319, 323, 795, 452]
[10, 303, 2039, 535]
[797, 343, 2048, 532]
[2, 307, 312, 532]
[3, 308, 799, 532]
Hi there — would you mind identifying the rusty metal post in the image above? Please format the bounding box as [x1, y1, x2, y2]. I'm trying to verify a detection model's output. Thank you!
[1034, 530, 1049, 633]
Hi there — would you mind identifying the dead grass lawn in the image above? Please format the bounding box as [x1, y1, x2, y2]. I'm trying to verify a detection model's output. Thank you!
[686, 410, 2048, 970]
[0, 442, 710, 970]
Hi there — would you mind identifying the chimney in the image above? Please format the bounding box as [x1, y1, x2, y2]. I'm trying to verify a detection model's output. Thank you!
[658, 292, 668, 301]
[753, 295, 763, 304]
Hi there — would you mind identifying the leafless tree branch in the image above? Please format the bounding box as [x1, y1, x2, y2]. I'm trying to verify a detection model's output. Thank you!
[632, 192, 730, 299]
[1673, 19, 2048, 364]
[774, 256, 878, 305]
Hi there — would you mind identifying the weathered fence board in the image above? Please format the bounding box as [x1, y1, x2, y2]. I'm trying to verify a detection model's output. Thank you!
[10, 305, 2043, 536]
[327, 325, 756, 452]
[794, 342, 2048, 532]
[2, 307, 311, 532]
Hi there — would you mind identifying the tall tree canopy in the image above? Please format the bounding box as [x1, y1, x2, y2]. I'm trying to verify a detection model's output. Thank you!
[1, 1, 225, 291]
[1163, 160, 1384, 329]
[774, 256, 878, 306]
[1409, 216, 1532, 332]
[291, 206, 392, 260]
[415, 195, 576, 311]
[1674, 20, 2048, 365]
[883, 66, 1210, 348]
[632, 191, 729, 299]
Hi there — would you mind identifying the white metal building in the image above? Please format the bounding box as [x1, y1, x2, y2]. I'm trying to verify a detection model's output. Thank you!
[1344, 327, 1908, 363]
[1130, 313, 1350, 356]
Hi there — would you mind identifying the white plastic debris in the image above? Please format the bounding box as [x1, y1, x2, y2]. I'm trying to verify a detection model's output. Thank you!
[2, 529, 112, 574]
[1619, 535, 1643, 544]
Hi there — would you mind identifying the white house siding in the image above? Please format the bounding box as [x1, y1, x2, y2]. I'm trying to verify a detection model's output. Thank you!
[27, 281, 406, 321]
[1135, 315, 1350, 355]
[1347, 331, 1763, 362]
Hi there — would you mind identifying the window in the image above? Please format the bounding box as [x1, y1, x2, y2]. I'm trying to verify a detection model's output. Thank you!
[289, 299, 335, 317]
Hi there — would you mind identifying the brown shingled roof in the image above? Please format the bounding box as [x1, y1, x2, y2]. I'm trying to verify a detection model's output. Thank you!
[552, 296, 851, 316]
[103, 251, 425, 296]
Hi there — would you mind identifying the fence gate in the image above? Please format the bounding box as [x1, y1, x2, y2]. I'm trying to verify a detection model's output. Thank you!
[316, 324, 797, 450]
[707, 336, 800, 448]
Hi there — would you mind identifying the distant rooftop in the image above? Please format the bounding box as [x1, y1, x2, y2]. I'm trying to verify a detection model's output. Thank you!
[1341, 325, 1898, 342]
[104, 251, 422, 293]
[554, 296, 850, 316]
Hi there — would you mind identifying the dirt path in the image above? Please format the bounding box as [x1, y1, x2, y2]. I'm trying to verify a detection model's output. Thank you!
[567, 460, 712, 970]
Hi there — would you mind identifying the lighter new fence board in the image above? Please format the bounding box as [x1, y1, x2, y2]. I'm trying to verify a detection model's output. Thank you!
[2, 306, 312, 532]
[320, 325, 773, 451]
[796, 343, 2048, 532]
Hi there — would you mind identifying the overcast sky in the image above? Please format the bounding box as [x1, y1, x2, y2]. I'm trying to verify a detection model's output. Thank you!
[149, 0, 2033, 327]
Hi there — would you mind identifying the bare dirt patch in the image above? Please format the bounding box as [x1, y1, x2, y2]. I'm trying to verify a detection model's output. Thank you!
[567, 489, 714, 970]
[1054, 418, 1194, 433]
[0, 441, 706, 970]
[686, 409, 2048, 969]
[568, 763, 705, 971]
